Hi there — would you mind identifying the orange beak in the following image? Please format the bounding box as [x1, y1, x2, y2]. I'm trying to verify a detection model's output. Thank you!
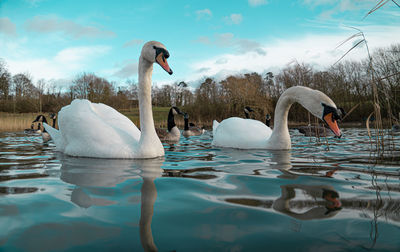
[323, 113, 342, 137]
[156, 53, 173, 75]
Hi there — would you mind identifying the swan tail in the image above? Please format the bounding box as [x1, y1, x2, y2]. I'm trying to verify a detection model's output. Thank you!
[212, 120, 219, 135]
[43, 123, 64, 149]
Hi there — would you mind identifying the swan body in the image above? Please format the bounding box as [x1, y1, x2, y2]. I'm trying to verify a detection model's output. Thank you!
[212, 117, 272, 148]
[212, 86, 342, 149]
[44, 41, 173, 158]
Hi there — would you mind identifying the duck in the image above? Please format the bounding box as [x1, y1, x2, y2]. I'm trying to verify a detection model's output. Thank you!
[212, 86, 342, 149]
[155, 106, 183, 141]
[182, 113, 205, 137]
[297, 124, 334, 137]
[32, 114, 58, 142]
[43, 41, 173, 158]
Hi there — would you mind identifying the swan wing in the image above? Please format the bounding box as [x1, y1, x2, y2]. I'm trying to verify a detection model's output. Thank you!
[212, 120, 219, 136]
[212, 117, 272, 149]
[57, 99, 142, 158]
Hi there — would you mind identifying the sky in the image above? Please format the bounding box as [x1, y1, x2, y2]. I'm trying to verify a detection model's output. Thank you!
[0, 0, 400, 89]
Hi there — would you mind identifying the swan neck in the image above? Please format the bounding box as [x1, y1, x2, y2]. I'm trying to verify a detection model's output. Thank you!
[138, 57, 157, 141]
[268, 91, 295, 149]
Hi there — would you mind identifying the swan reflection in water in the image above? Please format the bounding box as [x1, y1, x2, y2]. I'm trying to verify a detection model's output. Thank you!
[59, 155, 163, 252]
[225, 150, 400, 223]
[226, 150, 343, 220]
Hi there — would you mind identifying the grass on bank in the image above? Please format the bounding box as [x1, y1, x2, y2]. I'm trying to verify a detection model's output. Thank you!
[0, 107, 189, 132]
[0, 107, 379, 133]
[0, 113, 39, 132]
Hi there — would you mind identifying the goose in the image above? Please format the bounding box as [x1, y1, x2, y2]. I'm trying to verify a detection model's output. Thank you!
[392, 124, 400, 133]
[212, 86, 342, 149]
[33, 114, 57, 142]
[182, 113, 205, 137]
[265, 113, 271, 127]
[244, 106, 254, 119]
[43, 41, 173, 158]
[24, 123, 36, 133]
[34, 123, 42, 134]
[155, 106, 183, 141]
[49, 113, 57, 128]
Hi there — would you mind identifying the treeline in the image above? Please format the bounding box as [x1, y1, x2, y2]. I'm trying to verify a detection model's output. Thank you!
[0, 44, 399, 124]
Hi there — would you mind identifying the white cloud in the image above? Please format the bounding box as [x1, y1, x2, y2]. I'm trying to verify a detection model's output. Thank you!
[195, 33, 266, 55]
[112, 61, 138, 78]
[188, 24, 400, 83]
[301, 0, 379, 18]
[123, 39, 144, 48]
[5, 45, 111, 81]
[224, 14, 243, 25]
[248, 0, 268, 7]
[196, 9, 212, 20]
[0, 18, 16, 36]
[25, 16, 116, 39]
[54, 46, 111, 65]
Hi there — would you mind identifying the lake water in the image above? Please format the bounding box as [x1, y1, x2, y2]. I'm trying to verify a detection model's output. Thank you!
[0, 128, 399, 251]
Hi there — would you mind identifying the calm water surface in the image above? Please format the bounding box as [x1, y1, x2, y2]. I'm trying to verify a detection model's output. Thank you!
[0, 129, 399, 251]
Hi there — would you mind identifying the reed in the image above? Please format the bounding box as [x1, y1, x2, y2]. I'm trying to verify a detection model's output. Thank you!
[0, 107, 190, 133]
[335, 26, 398, 156]
[0, 113, 38, 132]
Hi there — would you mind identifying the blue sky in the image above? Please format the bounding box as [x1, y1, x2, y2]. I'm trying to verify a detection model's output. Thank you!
[0, 0, 400, 88]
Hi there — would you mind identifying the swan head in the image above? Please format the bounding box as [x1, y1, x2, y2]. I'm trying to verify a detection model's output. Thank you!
[141, 41, 173, 75]
[299, 89, 342, 137]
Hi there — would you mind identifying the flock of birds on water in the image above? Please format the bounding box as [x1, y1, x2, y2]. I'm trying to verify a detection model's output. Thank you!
[22, 41, 399, 159]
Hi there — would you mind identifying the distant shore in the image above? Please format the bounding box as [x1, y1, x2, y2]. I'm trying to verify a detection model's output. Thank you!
[0, 111, 384, 133]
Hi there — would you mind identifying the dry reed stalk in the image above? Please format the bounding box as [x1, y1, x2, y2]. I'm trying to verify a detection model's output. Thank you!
[340, 103, 360, 122]
[335, 27, 391, 155]
[0, 113, 37, 132]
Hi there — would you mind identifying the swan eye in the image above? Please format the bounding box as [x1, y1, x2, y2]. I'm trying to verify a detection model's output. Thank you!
[322, 103, 343, 122]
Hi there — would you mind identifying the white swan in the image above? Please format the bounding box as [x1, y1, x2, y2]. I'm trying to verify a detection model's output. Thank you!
[44, 41, 173, 158]
[212, 86, 342, 149]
